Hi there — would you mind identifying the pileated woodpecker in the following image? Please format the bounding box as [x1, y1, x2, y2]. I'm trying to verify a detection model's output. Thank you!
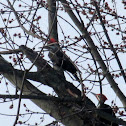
[44, 38, 79, 80]
[92, 93, 118, 126]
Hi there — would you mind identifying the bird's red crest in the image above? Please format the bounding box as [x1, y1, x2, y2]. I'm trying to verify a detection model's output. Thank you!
[48, 38, 57, 44]
[96, 94, 108, 102]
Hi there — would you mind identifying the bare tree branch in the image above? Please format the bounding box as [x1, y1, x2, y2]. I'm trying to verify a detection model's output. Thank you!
[94, 1, 126, 84]
[60, 0, 126, 108]
[0, 55, 85, 126]
[7, 0, 43, 40]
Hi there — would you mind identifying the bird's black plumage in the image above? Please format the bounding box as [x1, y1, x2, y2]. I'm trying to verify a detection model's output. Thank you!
[93, 93, 118, 126]
[44, 43, 79, 80]
[98, 103, 118, 126]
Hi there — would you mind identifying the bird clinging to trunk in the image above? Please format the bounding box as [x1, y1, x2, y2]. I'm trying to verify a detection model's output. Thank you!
[92, 93, 118, 126]
[44, 38, 79, 81]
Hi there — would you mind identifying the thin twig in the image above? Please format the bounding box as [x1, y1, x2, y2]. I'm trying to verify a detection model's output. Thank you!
[94, 1, 126, 84]
[7, 0, 43, 40]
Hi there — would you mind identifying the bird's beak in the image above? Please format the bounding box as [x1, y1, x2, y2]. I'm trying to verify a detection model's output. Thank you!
[91, 92, 96, 97]
[43, 45, 50, 49]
